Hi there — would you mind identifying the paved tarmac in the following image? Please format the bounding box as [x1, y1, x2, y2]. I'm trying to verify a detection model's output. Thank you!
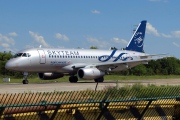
[0, 79, 180, 93]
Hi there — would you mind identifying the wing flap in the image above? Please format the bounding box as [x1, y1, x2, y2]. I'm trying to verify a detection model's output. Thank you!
[140, 53, 168, 59]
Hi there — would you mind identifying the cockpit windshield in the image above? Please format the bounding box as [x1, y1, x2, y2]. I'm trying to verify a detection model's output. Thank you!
[13, 53, 31, 58]
[22, 53, 28, 57]
[13, 53, 23, 58]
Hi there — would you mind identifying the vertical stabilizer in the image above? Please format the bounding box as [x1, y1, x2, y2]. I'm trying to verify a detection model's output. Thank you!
[126, 20, 147, 52]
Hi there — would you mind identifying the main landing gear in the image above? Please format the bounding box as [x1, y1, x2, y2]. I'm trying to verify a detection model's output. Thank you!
[69, 76, 104, 83]
[69, 76, 78, 83]
[22, 72, 29, 84]
[95, 77, 104, 91]
[94, 77, 104, 82]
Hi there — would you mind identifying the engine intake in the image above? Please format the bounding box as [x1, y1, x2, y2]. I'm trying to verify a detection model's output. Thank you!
[38, 73, 64, 80]
[77, 68, 105, 80]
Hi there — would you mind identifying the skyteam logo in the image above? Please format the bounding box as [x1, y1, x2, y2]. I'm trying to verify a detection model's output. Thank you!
[134, 32, 144, 47]
[98, 50, 133, 62]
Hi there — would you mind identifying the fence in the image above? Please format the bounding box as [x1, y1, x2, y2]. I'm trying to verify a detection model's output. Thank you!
[0, 86, 180, 120]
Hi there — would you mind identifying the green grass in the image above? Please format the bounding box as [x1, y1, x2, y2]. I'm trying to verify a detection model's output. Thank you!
[104, 74, 180, 80]
[104, 83, 180, 99]
[0, 74, 180, 83]
[0, 75, 69, 83]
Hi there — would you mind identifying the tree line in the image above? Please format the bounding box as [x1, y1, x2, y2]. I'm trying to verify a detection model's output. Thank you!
[1, 52, 180, 78]
[118, 57, 180, 76]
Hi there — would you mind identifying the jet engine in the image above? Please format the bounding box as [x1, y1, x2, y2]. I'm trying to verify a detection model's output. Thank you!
[38, 73, 64, 80]
[77, 68, 105, 80]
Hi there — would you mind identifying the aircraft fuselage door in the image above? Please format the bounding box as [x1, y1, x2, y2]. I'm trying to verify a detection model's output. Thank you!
[37, 49, 46, 64]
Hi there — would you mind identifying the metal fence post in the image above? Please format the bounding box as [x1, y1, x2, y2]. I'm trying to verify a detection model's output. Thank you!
[138, 100, 153, 120]
[50, 104, 61, 120]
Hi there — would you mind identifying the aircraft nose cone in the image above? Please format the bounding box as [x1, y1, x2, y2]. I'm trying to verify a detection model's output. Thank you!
[5, 61, 15, 70]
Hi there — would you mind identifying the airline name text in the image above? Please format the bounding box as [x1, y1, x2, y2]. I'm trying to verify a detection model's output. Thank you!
[47, 50, 79, 56]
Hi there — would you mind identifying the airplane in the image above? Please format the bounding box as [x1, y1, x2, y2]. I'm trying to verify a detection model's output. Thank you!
[5, 20, 166, 84]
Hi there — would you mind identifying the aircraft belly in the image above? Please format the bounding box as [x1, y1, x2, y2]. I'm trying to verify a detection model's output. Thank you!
[31, 62, 73, 73]
[28, 65, 57, 72]
[56, 65, 75, 73]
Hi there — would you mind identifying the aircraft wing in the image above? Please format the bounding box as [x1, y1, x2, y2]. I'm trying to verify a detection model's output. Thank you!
[70, 54, 168, 70]
[94, 54, 168, 70]
[139, 53, 168, 59]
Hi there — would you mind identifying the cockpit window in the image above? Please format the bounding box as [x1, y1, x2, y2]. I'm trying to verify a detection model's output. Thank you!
[13, 53, 23, 58]
[27, 53, 31, 57]
[13, 53, 31, 58]
[22, 53, 27, 57]
[21, 53, 31, 57]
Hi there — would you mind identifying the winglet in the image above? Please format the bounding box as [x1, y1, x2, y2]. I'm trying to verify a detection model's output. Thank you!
[126, 20, 147, 52]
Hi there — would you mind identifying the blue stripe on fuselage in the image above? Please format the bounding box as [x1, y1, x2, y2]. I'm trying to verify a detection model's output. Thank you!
[98, 50, 132, 62]
[98, 50, 117, 62]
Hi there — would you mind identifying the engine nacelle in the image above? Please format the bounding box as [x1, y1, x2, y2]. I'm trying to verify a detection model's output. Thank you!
[38, 73, 64, 80]
[77, 68, 105, 80]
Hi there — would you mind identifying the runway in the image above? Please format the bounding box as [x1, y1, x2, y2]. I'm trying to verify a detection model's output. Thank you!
[0, 79, 180, 93]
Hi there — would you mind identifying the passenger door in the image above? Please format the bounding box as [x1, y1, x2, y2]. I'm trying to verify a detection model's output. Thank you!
[37, 49, 46, 64]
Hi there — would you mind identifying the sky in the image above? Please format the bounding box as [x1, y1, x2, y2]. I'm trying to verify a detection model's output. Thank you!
[1, 0, 180, 58]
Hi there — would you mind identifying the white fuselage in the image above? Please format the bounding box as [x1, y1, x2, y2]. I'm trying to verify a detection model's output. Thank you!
[5, 48, 146, 74]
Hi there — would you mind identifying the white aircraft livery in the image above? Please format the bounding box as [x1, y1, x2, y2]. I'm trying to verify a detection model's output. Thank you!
[5, 20, 166, 84]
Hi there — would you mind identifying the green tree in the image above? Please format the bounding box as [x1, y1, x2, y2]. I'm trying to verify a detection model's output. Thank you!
[90, 46, 98, 49]
[0, 52, 13, 76]
[130, 64, 147, 76]
[160, 57, 180, 75]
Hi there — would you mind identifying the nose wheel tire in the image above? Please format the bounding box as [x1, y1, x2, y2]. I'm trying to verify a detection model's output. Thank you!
[22, 72, 29, 84]
[22, 80, 29, 84]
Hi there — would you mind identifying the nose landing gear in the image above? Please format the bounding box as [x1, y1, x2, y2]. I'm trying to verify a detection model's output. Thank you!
[22, 72, 29, 84]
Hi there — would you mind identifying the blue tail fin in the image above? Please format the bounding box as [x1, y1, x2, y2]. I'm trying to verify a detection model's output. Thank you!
[126, 20, 147, 52]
